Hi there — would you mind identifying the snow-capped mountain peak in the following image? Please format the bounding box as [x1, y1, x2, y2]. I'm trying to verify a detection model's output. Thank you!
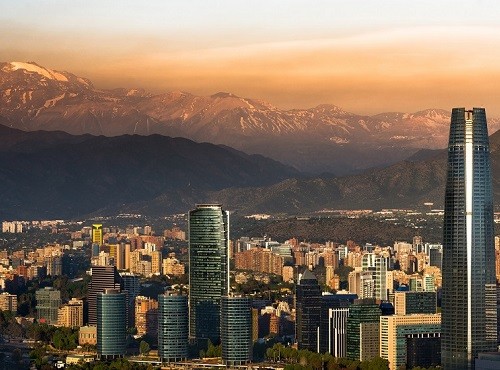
[9, 61, 69, 82]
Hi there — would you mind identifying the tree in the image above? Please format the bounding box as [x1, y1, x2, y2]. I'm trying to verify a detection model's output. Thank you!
[139, 340, 150, 356]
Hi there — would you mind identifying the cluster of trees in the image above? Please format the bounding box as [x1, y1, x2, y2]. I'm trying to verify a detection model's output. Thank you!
[199, 339, 222, 358]
[265, 344, 440, 370]
[265, 344, 389, 370]
[6, 274, 90, 316]
[27, 323, 79, 350]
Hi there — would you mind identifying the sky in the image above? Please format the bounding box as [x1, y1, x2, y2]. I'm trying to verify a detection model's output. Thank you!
[2, 0, 500, 115]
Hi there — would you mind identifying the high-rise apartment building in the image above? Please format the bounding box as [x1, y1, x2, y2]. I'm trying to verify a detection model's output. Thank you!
[134, 296, 158, 337]
[296, 269, 321, 351]
[158, 291, 188, 363]
[57, 298, 83, 328]
[442, 108, 497, 369]
[97, 289, 127, 360]
[188, 204, 229, 343]
[0, 292, 17, 312]
[362, 253, 388, 300]
[36, 287, 61, 325]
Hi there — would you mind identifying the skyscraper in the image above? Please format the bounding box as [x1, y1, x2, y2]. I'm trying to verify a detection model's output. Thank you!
[221, 296, 253, 366]
[442, 108, 497, 369]
[296, 269, 321, 351]
[188, 204, 229, 343]
[158, 291, 188, 363]
[346, 298, 381, 362]
[88, 266, 122, 326]
[97, 289, 127, 360]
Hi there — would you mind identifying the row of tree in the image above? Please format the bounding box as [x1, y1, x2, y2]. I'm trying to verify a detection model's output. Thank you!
[265, 344, 440, 370]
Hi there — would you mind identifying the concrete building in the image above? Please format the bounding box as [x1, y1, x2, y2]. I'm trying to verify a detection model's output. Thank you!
[0, 292, 17, 312]
[79, 325, 97, 346]
[57, 298, 83, 327]
[380, 313, 441, 370]
[36, 287, 61, 325]
[135, 296, 158, 337]
[394, 291, 436, 315]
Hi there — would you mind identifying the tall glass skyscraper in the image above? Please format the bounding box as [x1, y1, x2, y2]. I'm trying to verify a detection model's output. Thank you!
[97, 289, 127, 360]
[221, 296, 253, 366]
[188, 204, 229, 343]
[442, 108, 497, 370]
[296, 269, 321, 351]
[158, 291, 188, 362]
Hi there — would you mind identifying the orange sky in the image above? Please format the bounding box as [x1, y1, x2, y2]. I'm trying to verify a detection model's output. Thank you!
[2, 1, 500, 115]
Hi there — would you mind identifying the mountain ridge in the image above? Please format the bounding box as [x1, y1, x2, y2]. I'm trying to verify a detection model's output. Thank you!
[3, 61, 497, 175]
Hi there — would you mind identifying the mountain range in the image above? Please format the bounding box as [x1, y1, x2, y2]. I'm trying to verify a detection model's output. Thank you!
[2, 61, 499, 175]
[0, 125, 299, 219]
[2, 123, 500, 220]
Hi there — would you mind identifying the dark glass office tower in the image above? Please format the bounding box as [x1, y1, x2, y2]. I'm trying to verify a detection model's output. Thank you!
[158, 291, 188, 362]
[296, 269, 321, 351]
[88, 265, 122, 326]
[442, 108, 497, 370]
[97, 289, 127, 360]
[221, 296, 253, 366]
[189, 204, 229, 343]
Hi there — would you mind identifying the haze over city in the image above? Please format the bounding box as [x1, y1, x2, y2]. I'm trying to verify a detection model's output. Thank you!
[3, 0, 500, 114]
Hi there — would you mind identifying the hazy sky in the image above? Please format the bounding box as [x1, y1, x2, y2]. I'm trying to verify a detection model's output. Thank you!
[2, 0, 500, 115]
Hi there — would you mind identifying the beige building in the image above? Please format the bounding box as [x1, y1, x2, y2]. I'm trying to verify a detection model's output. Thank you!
[380, 314, 441, 370]
[359, 322, 380, 361]
[162, 257, 185, 276]
[57, 298, 83, 328]
[0, 292, 17, 312]
[282, 266, 294, 283]
[135, 296, 158, 337]
[79, 325, 97, 345]
[151, 250, 162, 275]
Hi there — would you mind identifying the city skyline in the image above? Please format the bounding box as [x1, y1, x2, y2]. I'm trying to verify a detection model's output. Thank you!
[3, 1, 500, 115]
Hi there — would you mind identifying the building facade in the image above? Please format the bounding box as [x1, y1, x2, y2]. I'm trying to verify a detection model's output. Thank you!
[0, 292, 17, 312]
[36, 287, 61, 325]
[346, 298, 381, 361]
[158, 291, 188, 362]
[442, 108, 497, 369]
[134, 296, 158, 337]
[88, 265, 121, 326]
[296, 269, 321, 351]
[97, 289, 127, 360]
[188, 204, 229, 343]
[221, 296, 253, 366]
[394, 291, 436, 315]
[380, 313, 441, 370]
[57, 298, 83, 327]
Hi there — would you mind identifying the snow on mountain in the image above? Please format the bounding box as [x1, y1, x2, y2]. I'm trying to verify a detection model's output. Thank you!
[1, 61, 500, 161]
[10, 61, 69, 82]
